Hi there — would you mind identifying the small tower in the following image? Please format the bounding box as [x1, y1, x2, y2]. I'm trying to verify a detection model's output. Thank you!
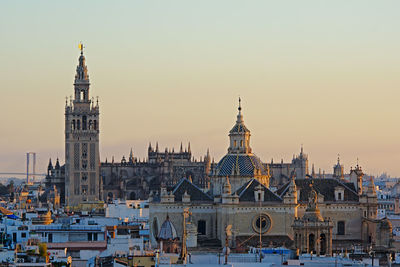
[65, 44, 100, 207]
[333, 155, 344, 180]
[349, 162, 364, 195]
[283, 172, 298, 205]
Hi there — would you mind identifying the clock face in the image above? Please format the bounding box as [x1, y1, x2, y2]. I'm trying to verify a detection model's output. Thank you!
[252, 213, 272, 234]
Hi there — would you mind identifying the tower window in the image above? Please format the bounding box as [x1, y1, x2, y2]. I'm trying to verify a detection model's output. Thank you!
[82, 116, 87, 130]
[93, 120, 97, 130]
[234, 140, 237, 147]
[77, 120, 81, 130]
[80, 91, 85, 101]
[240, 140, 243, 147]
[71, 120, 76, 130]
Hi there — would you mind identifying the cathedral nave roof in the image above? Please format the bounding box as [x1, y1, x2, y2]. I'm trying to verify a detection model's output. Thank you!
[172, 178, 213, 202]
[235, 179, 282, 202]
[276, 178, 359, 202]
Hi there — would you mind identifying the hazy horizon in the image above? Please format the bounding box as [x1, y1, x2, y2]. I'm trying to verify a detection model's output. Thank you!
[1, 1, 400, 177]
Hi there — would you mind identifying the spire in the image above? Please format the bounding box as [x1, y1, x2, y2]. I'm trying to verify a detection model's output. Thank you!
[148, 142, 152, 152]
[47, 158, 53, 170]
[180, 142, 183, 153]
[156, 142, 159, 152]
[188, 142, 191, 154]
[236, 97, 243, 123]
[129, 148, 134, 162]
[75, 43, 89, 82]
[55, 158, 60, 170]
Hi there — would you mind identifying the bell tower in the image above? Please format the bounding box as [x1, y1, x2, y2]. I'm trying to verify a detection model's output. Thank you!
[65, 44, 100, 207]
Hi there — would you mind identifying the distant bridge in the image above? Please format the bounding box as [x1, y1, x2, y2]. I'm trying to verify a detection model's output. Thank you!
[0, 172, 46, 177]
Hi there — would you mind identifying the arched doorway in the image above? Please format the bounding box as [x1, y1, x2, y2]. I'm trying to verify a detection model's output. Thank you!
[309, 234, 315, 253]
[129, 192, 136, 200]
[320, 234, 326, 255]
[198, 220, 206, 235]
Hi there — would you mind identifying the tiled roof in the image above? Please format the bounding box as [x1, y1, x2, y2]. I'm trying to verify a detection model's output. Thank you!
[235, 179, 282, 202]
[230, 123, 250, 133]
[172, 178, 213, 202]
[158, 216, 177, 240]
[277, 178, 359, 202]
[216, 154, 267, 176]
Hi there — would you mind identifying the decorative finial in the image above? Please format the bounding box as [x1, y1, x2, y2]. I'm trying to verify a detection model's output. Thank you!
[65, 96, 68, 106]
[337, 154, 340, 164]
[78, 42, 84, 55]
[238, 97, 242, 112]
[96, 96, 99, 106]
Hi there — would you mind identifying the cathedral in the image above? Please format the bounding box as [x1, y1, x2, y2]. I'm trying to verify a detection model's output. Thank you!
[100, 144, 212, 202]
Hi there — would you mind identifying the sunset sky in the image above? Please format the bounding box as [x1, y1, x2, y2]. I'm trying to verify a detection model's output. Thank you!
[1, 1, 400, 177]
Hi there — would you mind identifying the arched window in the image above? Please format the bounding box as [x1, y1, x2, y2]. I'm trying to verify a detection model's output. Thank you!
[198, 220, 206, 235]
[240, 140, 243, 147]
[234, 140, 237, 147]
[89, 120, 93, 130]
[71, 120, 76, 130]
[93, 120, 97, 130]
[337, 221, 345, 235]
[77, 120, 81, 130]
[129, 192, 136, 200]
[82, 116, 87, 130]
[80, 91, 85, 101]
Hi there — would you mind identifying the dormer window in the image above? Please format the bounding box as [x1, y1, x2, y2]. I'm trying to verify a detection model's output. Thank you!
[334, 186, 345, 201]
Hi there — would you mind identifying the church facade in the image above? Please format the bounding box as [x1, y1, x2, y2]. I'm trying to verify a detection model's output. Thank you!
[149, 102, 393, 254]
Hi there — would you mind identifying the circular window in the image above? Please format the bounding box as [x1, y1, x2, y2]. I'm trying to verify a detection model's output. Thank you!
[252, 213, 272, 234]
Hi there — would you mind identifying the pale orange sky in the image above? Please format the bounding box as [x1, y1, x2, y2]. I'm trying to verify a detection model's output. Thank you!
[0, 1, 400, 177]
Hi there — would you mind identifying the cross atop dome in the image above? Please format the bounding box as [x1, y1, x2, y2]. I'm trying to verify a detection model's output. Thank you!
[236, 97, 244, 123]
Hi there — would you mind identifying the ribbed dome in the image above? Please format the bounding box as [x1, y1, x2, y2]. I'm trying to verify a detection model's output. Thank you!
[158, 216, 177, 240]
[215, 153, 267, 177]
[230, 123, 250, 134]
